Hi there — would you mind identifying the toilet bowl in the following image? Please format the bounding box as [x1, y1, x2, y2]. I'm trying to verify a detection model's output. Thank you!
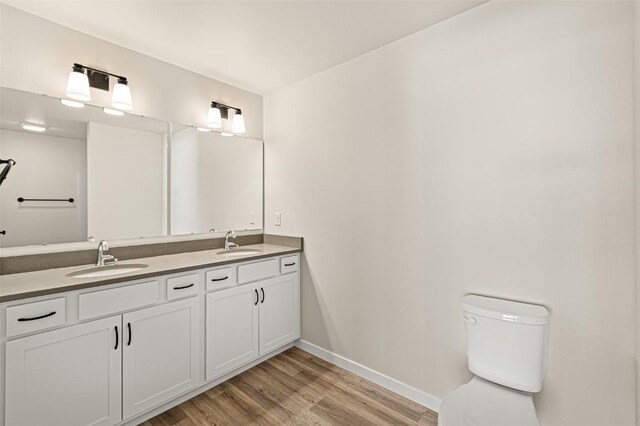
[438, 295, 549, 426]
[438, 377, 539, 426]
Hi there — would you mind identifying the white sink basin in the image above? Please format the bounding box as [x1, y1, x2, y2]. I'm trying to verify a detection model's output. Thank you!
[66, 263, 149, 279]
[216, 248, 263, 257]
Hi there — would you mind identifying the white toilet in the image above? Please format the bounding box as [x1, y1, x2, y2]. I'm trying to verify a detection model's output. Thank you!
[438, 295, 549, 426]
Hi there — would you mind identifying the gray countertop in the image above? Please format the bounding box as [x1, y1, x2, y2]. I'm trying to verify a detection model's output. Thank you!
[0, 244, 301, 303]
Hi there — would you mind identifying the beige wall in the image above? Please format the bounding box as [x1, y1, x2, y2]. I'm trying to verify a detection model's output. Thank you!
[635, 3, 640, 425]
[265, 2, 636, 425]
[0, 4, 263, 140]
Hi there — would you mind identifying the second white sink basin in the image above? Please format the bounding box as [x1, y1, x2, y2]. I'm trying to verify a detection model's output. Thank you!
[66, 263, 149, 279]
[216, 248, 263, 257]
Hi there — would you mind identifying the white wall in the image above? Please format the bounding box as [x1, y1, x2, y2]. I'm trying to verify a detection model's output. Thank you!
[87, 122, 165, 241]
[265, 2, 636, 425]
[0, 129, 86, 247]
[635, 3, 640, 425]
[0, 4, 263, 140]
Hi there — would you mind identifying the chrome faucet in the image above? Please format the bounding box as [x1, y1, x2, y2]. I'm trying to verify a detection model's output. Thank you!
[96, 240, 118, 266]
[224, 231, 238, 251]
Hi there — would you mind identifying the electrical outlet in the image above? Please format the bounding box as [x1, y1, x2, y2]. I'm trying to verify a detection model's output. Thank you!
[275, 212, 282, 226]
[249, 212, 256, 225]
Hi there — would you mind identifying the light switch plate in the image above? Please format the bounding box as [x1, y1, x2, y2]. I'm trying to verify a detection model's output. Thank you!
[249, 212, 256, 224]
[275, 212, 282, 226]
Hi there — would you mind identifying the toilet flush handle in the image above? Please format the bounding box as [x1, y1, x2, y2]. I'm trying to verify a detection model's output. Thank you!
[463, 315, 478, 325]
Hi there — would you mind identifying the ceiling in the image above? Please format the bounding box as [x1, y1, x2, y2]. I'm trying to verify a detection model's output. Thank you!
[4, 0, 485, 94]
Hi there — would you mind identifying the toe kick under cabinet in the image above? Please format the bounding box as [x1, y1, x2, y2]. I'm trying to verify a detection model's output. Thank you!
[0, 252, 301, 426]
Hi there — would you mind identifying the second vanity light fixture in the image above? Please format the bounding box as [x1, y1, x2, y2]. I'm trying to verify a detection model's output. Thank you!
[207, 101, 246, 134]
[65, 63, 133, 110]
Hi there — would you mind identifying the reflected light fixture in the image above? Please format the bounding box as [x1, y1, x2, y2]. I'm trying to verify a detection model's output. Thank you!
[103, 107, 124, 116]
[208, 101, 246, 134]
[21, 122, 47, 132]
[221, 132, 234, 137]
[60, 99, 85, 108]
[196, 127, 211, 132]
[65, 63, 133, 110]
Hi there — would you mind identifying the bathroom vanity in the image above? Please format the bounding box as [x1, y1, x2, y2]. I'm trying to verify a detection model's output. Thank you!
[0, 244, 301, 426]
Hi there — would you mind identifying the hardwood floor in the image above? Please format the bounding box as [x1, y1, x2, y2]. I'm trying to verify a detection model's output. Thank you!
[141, 347, 438, 425]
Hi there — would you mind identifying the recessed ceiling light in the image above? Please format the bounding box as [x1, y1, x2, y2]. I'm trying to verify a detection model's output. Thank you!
[60, 99, 85, 108]
[196, 127, 211, 132]
[221, 132, 234, 137]
[103, 107, 124, 116]
[21, 122, 47, 132]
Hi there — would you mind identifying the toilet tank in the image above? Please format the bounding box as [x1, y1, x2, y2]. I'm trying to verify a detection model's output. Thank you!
[462, 295, 549, 393]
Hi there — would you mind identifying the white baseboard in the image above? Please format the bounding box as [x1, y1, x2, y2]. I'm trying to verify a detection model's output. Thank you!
[295, 339, 441, 413]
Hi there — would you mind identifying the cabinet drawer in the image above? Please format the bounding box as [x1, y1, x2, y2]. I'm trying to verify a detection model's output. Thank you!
[206, 267, 236, 292]
[167, 273, 200, 300]
[6, 298, 66, 338]
[280, 255, 299, 274]
[237, 259, 279, 284]
[79, 280, 160, 320]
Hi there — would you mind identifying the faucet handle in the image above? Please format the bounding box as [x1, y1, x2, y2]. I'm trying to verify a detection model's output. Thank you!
[99, 240, 109, 250]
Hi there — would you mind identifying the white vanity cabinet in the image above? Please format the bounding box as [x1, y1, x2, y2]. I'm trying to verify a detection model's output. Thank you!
[5, 316, 122, 426]
[1, 250, 300, 426]
[258, 273, 300, 355]
[205, 255, 300, 381]
[122, 297, 199, 419]
[205, 285, 260, 380]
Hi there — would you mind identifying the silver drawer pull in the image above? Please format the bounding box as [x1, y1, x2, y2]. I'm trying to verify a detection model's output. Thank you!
[17, 311, 56, 322]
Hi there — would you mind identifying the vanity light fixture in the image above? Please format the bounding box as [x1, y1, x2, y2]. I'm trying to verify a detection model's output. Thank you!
[60, 99, 85, 109]
[207, 104, 222, 128]
[232, 110, 246, 134]
[66, 64, 90, 101]
[196, 127, 212, 132]
[220, 132, 234, 137]
[103, 107, 124, 116]
[65, 63, 133, 110]
[21, 122, 47, 132]
[207, 101, 246, 134]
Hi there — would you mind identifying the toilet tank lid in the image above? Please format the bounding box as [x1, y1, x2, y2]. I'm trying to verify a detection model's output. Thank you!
[462, 295, 549, 325]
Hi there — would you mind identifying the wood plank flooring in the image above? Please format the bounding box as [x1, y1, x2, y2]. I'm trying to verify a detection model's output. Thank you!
[141, 347, 438, 425]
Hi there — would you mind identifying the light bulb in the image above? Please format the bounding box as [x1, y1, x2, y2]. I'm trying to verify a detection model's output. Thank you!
[111, 78, 133, 110]
[66, 65, 90, 101]
[232, 110, 246, 134]
[207, 105, 222, 128]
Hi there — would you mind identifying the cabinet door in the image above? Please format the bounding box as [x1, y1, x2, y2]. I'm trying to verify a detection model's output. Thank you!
[258, 274, 300, 355]
[122, 297, 199, 420]
[5, 316, 122, 426]
[206, 284, 259, 381]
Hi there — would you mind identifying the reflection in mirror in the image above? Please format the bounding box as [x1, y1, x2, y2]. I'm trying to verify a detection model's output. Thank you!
[0, 87, 168, 248]
[170, 127, 263, 235]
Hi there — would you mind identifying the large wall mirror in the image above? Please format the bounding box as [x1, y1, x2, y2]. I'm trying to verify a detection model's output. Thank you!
[0, 87, 263, 249]
[170, 127, 263, 236]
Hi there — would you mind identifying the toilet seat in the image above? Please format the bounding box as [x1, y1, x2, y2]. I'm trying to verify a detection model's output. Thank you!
[438, 377, 539, 426]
